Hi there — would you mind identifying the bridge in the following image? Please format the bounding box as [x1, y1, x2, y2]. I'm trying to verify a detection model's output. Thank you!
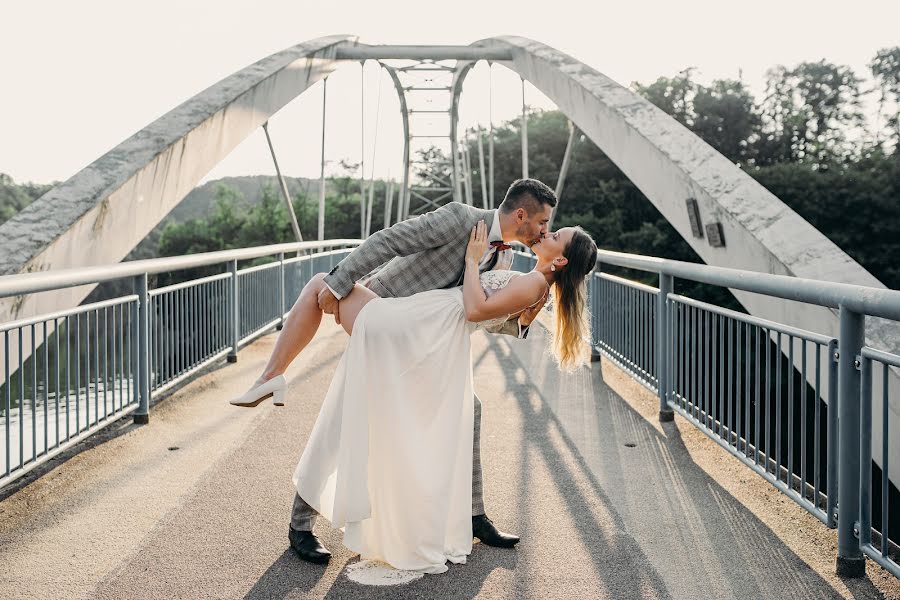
[0, 37, 898, 598]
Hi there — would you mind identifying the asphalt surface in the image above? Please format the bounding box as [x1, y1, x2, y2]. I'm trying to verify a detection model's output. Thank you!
[1, 321, 898, 599]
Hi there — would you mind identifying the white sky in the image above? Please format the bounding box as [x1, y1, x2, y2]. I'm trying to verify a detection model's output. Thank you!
[2, 0, 898, 186]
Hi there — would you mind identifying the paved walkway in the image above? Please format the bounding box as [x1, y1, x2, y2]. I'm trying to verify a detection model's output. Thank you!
[1, 322, 898, 599]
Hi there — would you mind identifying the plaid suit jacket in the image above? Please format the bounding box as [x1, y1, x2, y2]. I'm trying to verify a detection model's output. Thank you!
[324, 202, 522, 337]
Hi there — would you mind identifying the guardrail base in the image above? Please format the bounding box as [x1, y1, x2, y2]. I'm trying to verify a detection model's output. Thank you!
[133, 414, 150, 425]
[227, 354, 238, 363]
[659, 409, 674, 422]
[590, 346, 602, 363]
[835, 556, 865, 578]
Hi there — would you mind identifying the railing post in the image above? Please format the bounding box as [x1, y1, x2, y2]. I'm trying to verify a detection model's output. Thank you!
[835, 305, 865, 577]
[858, 355, 873, 551]
[590, 263, 602, 362]
[658, 272, 674, 422]
[826, 338, 839, 527]
[276, 252, 285, 331]
[227, 259, 239, 363]
[133, 273, 150, 424]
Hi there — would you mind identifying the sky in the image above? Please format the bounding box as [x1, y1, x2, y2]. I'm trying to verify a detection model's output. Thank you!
[2, 0, 898, 186]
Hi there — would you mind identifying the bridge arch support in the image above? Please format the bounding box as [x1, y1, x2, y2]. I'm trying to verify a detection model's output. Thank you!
[0, 34, 353, 318]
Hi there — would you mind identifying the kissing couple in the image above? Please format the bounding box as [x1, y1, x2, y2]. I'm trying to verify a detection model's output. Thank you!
[229, 178, 598, 574]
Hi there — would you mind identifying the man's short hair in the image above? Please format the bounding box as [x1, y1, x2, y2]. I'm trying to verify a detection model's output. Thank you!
[498, 178, 558, 215]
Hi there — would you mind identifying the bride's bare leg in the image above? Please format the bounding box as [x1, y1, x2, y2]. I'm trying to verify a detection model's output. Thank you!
[250, 273, 329, 388]
[249, 276, 377, 389]
[334, 284, 379, 336]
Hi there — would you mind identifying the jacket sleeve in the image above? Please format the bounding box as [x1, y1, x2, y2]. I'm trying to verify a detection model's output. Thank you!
[495, 317, 530, 339]
[324, 202, 470, 298]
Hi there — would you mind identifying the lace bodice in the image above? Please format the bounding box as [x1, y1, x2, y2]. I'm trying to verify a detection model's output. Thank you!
[480, 269, 519, 294]
[476, 270, 536, 333]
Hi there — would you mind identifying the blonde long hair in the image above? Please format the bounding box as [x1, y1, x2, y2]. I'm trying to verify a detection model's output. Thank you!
[549, 227, 598, 371]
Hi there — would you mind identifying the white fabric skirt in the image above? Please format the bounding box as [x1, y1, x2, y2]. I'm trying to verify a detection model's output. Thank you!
[292, 287, 475, 573]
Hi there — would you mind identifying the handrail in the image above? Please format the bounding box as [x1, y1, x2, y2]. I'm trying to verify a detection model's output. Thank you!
[596, 249, 900, 322]
[0, 239, 363, 298]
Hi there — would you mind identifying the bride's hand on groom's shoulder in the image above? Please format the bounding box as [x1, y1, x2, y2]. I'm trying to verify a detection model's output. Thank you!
[466, 220, 488, 265]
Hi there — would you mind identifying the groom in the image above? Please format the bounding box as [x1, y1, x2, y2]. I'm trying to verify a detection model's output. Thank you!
[288, 178, 558, 563]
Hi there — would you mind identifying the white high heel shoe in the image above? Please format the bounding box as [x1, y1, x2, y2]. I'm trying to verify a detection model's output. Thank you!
[229, 374, 287, 407]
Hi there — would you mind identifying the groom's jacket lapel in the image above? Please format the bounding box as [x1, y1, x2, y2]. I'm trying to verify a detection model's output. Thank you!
[324, 202, 494, 299]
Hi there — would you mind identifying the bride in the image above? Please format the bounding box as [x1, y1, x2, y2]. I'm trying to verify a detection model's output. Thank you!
[235, 219, 597, 573]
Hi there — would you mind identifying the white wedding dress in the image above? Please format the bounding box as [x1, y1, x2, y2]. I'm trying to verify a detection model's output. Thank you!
[291, 270, 525, 574]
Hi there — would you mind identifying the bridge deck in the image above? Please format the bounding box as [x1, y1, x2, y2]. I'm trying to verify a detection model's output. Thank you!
[0, 323, 897, 599]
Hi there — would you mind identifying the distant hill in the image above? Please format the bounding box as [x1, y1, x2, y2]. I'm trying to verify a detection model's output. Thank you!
[163, 175, 328, 222]
[90, 174, 334, 304]
[1, 171, 327, 234]
[1, 172, 336, 266]
[152, 175, 324, 228]
[123, 175, 329, 261]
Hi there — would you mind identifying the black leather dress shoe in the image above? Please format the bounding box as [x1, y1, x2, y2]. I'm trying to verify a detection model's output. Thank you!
[472, 514, 520, 548]
[288, 527, 332, 564]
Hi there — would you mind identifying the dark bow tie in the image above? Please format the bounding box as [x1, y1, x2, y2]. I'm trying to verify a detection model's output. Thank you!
[490, 241, 511, 252]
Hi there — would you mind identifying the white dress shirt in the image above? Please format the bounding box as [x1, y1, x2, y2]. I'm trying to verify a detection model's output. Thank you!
[477, 210, 506, 269]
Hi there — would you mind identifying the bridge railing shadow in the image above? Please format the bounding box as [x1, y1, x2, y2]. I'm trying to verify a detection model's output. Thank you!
[485, 326, 887, 598]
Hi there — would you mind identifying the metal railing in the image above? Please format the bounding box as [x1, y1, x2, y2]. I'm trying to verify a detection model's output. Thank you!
[666, 294, 838, 525]
[595, 274, 658, 391]
[512, 248, 898, 577]
[0, 240, 361, 488]
[2, 239, 897, 578]
[2, 296, 139, 482]
[860, 347, 900, 577]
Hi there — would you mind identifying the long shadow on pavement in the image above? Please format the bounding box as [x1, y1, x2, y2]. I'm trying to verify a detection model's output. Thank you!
[487, 331, 883, 599]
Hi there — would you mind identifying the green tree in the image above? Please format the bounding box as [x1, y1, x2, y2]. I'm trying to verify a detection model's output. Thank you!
[332, 159, 361, 201]
[156, 183, 248, 284]
[632, 69, 697, 126]
[759, 61, 865, 166]
[869, 46, 900, 152]
[246, 183, 292, 244]
[0, 173, 54, 225]
[751, 154, 900, 288]
[633, 72, 762, 166]
[692, 79, 761, 165]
